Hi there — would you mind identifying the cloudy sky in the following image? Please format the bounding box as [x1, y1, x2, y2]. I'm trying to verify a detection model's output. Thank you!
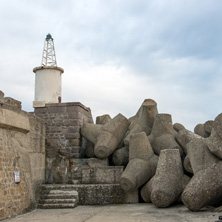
[1, 0, 222, 130]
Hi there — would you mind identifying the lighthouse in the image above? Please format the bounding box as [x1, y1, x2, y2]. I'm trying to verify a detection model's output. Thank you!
[33, 33, 64, 108]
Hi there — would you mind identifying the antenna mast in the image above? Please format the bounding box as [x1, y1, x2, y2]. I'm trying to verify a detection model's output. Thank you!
[41, 33, 57, 67]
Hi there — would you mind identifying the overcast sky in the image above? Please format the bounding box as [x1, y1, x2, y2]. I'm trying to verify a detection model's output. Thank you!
[1, 0, 222, 130]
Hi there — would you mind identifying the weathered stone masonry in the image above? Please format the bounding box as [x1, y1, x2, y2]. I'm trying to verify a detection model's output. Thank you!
[0, 93, 45, 220]
[34, 102, 93, 184]
[34, 102, 93, 157]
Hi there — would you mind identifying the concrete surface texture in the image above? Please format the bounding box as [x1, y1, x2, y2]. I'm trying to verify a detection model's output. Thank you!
[4, 204, 221, 222]
[81, 113, 130, 159]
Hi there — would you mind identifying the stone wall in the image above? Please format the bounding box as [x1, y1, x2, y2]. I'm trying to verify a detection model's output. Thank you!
[0, 93, 45, 220]
[34, 102, 93, 184]
[34, 102, 93, 158]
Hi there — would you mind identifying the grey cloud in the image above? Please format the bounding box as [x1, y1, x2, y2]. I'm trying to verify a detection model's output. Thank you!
[0, 0, 222, 130]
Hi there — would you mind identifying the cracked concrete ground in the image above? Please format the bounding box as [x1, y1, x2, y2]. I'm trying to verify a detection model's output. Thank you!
[4, 204, 222, 222]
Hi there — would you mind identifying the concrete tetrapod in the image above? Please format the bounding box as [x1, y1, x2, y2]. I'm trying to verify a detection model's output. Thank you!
[136, 99, 158, 131]
[183, 155, 193, 174]
[177, 129, 219, 173]
[83, 115, 111, 158]
[112, 146, 129, 166]
[81, 123, 102, 144]
[124, 123, 145, 146]
[96, 114, 111, 125]
[124, 99, 158, 146]
[182, 162, 222, 211]
[84, 141, 95, 158]
[81, 123, 102, 158]
[175, 128, 199, 154]
[141, 174, 190, 204]
[207, 113, 222, 159]
[204, 120, 214, 135]
[95, 114, 130, 158]
[173, 123, 185, 132]
[177, 129, 221, 211]
[150, 114, 183, 156]
[120, 132, 158, 191]
[81, 113, 130, 159]
[140, 177, 154, 203]
[194, 123, 209, 138]
[150, 149, 185, 207]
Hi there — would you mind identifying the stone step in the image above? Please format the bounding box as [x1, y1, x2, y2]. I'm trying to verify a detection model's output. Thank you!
[38, 189, 79, 209]
[81, 166, 124, 184]
[38, 203, 76, 209]
[39, 198, 77, 204]
[49, 190, 78, 195]
[39, 184, 138, 205]
[41, 190, 79, 200]
[41, 193, 78, 199]
[40, 184, 79, 190]
[42, 189, 78, 195]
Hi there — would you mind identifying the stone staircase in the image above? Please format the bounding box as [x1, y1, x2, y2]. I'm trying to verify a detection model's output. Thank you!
[39, 183, 138, 206]
[38, 189, 79, 209]
[38, 158, 139, 208]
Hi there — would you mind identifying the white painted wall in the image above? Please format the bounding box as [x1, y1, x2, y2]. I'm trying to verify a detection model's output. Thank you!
[33, 67, 64, 107]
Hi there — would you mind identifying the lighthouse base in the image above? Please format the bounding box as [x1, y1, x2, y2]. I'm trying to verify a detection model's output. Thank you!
[33, 100, 46, 108]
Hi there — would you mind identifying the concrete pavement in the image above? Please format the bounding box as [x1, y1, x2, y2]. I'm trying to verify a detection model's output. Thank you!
[4, 204, 222, 222]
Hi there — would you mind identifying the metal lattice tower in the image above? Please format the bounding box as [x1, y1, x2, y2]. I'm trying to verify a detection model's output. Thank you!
[41, 33, 57, 67]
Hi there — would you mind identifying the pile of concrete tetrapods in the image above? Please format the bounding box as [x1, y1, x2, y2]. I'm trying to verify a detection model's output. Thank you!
[81, 99, 222, 211]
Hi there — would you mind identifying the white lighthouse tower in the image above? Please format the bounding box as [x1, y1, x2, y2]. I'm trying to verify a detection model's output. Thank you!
[33, 33, 64, 108]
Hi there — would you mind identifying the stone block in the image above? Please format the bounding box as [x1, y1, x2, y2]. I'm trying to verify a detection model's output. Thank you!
[68, 126, 80, 133]
[3, 97, 21, 109]
[65, 132, 80, 139]
[31, 168, 45, 183]
[34, 107, 47, 114]
[68, 139, 80, 146]
[34, 113, 45, 119]
[65, 133, 76, 139]
[66, 106, 79, 113]
[70, 146, 80, 153]
[33, 101, 45, 108]
[47, 106, 66, 113]
[70, 159, 89, 167]
[0, 108, 30, 133]
[82, 166, 123, 184]
[29, 153, 45, 181]
[67, 112, 79, 119]
[87, 158, 108, 168]
[48, 126, 58, 132]
[64, 119, 77, 126]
